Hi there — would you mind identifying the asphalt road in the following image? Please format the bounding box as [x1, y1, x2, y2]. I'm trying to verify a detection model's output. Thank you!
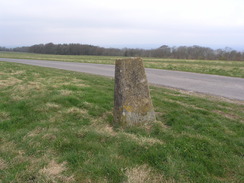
[1, 58, 244, 101]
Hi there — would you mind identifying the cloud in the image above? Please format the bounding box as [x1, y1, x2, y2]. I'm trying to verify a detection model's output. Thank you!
[0, 0, 243, 49]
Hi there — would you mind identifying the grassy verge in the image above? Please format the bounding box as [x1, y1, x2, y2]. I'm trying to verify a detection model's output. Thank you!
[0, 61, 244, 182]
[1, 51, 244, 78]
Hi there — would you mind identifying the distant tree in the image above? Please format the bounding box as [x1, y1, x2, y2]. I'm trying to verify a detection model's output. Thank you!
[0, 47, 11, 51]
[10, 43, 244, 61]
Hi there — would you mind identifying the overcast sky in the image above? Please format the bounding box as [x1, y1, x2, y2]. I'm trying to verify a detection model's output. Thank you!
[0, 0, 244, 50]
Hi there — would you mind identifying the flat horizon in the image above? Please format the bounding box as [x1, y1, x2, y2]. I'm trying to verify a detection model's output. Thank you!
[2, 43, 243, 52]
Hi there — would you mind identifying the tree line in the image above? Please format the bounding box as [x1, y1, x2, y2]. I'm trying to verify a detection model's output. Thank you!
[1, 43, 244, 61]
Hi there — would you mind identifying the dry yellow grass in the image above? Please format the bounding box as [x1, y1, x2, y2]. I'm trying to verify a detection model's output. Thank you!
[59, 89, 73, 96]
[39, 160, 74, 182]
[126, 164, 175, 183]
[65, 107, 87, 115]
[40, 160, 66, 176]
[26, 127, 45, 137]
[0, 111, 10, 122]
[213, 110, 242, 121]
[122, 133, 164, 146]
[0, 158, 8, 170]
[0, 77, 22, 88]
[162, 98, 206, 111]
[42, 133, 57, 141]
[9, 70, 26, 75]
[0, 141, 18, 154]
[46, 102, 61, 109]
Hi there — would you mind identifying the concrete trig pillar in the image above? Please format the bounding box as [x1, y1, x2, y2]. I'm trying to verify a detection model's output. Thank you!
[114, 58, 156, 126]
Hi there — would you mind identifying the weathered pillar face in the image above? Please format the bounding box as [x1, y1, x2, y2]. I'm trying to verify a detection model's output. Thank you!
[114, 58, 156, 126]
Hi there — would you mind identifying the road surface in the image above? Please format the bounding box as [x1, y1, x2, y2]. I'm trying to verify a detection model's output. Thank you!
[1, 58, 244, 101]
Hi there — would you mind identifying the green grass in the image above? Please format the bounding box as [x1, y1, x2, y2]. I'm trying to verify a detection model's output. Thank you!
[1, 51, 244, 78]
[0, 61, 244, 183]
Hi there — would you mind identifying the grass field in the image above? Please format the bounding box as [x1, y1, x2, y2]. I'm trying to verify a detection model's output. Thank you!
[1, 51, 244, 78]
[0, 61, 243, 182]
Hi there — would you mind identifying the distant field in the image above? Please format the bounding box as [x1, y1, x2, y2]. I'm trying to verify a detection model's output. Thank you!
[1, 51, 244, 78]
[0, 61, 243, 182]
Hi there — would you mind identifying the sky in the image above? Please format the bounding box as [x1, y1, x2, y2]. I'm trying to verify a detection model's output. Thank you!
[0, 0, 244, 50]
